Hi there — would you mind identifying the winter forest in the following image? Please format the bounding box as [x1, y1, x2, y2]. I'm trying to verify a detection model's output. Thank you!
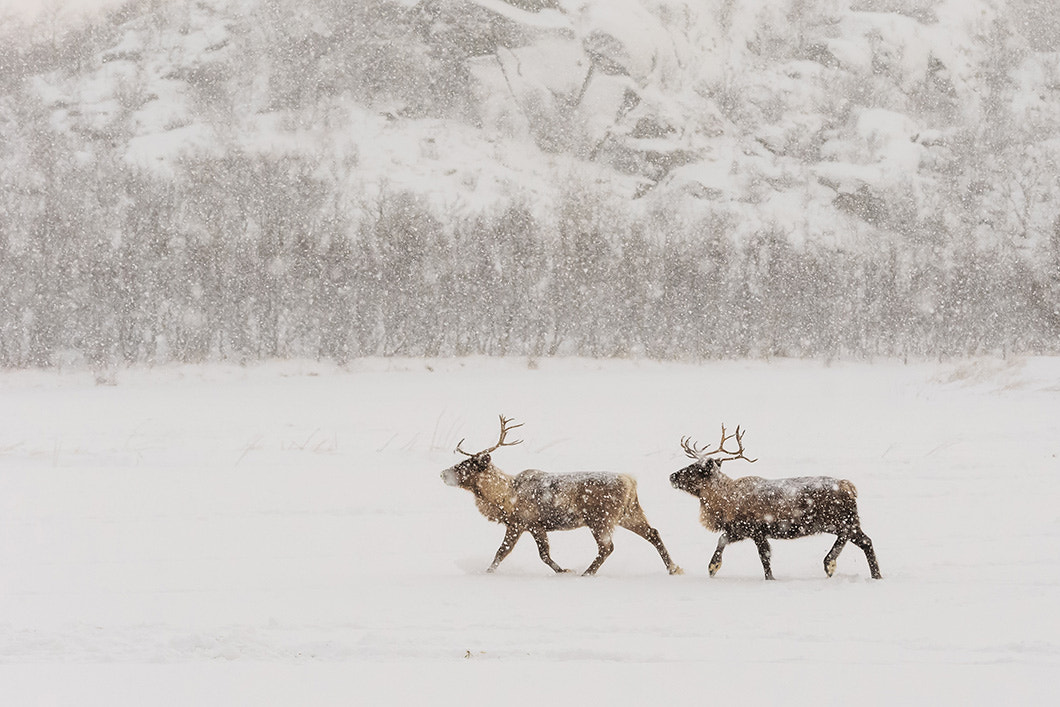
[1, 0, 1059, 367]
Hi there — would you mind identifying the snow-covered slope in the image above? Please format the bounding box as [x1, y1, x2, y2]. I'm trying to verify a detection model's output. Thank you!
[4, 0, 1059, 247]
[0, 357, 1057, 702]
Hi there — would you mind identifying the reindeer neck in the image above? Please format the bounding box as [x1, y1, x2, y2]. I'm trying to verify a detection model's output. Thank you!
[712, 467, 736, 487]
[698, 469, 740, 530]
[472, 464, 518, 523]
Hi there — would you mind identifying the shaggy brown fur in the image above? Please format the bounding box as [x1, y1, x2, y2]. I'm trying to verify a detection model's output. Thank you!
[441, 418, 682, 576]
[671, 429, 881, 580]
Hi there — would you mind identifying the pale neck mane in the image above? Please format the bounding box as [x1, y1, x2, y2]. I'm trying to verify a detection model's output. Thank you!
[472, 465, 517, 523]
[697, 468, 739, 530]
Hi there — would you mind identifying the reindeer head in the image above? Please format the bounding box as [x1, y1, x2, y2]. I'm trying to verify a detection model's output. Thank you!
[670, 424, 756, 495]
[440, 415, 523, 490]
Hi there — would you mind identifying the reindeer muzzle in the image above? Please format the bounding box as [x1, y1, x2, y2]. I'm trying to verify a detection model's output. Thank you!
[441, 467, 461, 487]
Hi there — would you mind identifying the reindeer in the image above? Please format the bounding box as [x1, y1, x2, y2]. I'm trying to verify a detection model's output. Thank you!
[440, 415, 682, 576]
[669, 425, 881, 580]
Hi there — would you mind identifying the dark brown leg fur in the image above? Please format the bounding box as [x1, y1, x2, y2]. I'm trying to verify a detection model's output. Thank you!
[619, 503, 682, 574]
[487, 526, 522, 573]
[530, 528, 569, 573]
[583, 526, 614, 576]
[753, 534, 774, 580]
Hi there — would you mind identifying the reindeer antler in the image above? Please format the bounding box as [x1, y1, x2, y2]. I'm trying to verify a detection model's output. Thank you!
[681, 423, 757, 463]
[680, 436, 710, 459]
[455, 415, 525, 456]
[716, 424, 757, 463]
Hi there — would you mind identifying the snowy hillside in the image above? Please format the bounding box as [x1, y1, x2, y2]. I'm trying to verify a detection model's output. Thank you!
[7, 0, 1060, 238]
[1, 0, 1059, 366]
[0, 357, 1057, 703]
[3, 0, 1056, 230]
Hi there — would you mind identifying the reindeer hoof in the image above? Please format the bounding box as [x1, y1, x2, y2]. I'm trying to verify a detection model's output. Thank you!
[669, 566, 684, 576]
[708, 562, 721, 577]
[825, 560, 836, 577]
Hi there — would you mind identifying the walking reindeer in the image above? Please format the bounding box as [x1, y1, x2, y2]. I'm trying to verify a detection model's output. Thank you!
[669, 424, 881, 580]
[441, 415, 682, 576]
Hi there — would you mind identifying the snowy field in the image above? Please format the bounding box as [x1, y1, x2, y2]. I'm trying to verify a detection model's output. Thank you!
[0, 356, 1058, 704]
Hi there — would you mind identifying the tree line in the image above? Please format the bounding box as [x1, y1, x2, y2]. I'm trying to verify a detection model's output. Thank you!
[1, 149, 1057, 370]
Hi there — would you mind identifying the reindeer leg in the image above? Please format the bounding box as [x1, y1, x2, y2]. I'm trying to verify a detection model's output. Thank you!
[753, 534, 775, 580]
[850, 529, 882, 579]
[582, 526, 614, 576]
[824, 534, 849, 577]
[487, 525, 523, 573]
[529, 529, 570, 574]
[709, 532, 731, 576]
[619, 505, 683, 575]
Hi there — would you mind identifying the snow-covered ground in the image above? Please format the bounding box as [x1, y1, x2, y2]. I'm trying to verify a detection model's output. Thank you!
[0, 357, 1057, 704]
